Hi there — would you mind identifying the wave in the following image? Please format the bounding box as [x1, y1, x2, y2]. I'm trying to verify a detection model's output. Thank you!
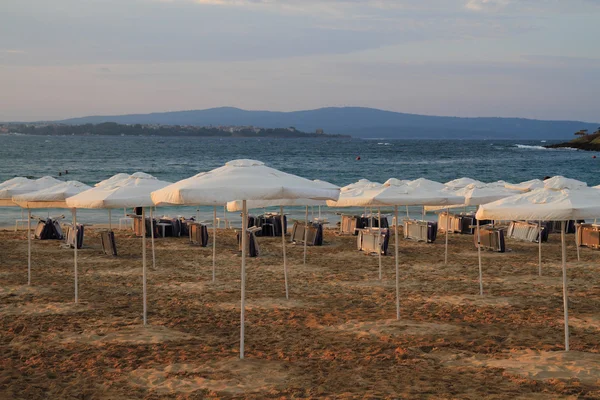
[515, 144, 577, 151]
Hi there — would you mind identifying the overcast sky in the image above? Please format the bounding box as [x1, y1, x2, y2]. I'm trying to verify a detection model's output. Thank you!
[1, 0, 599, 122]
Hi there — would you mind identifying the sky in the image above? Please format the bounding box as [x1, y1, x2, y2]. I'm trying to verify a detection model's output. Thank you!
[1, 0, 599, 122]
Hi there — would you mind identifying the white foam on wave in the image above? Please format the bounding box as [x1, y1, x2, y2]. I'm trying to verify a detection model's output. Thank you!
[515, 144, 577, 151]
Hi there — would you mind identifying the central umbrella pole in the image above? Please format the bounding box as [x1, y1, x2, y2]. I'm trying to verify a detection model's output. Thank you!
[303, 205, 308, 265]
[575, 223, 580, 261]
[406, 205, 409, 218]
[108, 209, 112, 230]
[27, 209, 31, 285]
[318, 205, 321, 220]
[477, 219, 483, 296]
[561, 221, 570, 351]
[394, 205, 400, 320]
[150, 208, 156, 270]
[538, 220, 542, 276]
[240, 200, 247, 359]
[212, 206, 217, 282]
[142, 207, 147, 326]
[281, 206, 289, 299]
[73, 208, 78, 303]
[378, 207, 382, 280]
[445, 207, 449, 266]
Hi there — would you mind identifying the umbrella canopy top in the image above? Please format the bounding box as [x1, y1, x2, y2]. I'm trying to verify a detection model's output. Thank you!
[66, 173, 171, 209]
[454, 182, 521, 206]
[0, 176, 63, 206]
[505, 179, 545, 192]
[476, 185, 600, 221]
[0, 177, 33, 190]
[13, 181, 91, 208]
[406, 178, 445, 191]
[327, 179, 464, 208]
[384, 178, 410, 186]
[151, 159, 340, 206]
[543, 175, 587, 190]
[444, 177, 483, 189]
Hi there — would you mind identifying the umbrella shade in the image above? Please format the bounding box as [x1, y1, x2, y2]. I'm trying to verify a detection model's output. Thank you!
[0, 176, 62, 206]
[457, 182, 521, 206]
[476, 187, 600, 221]
[13, 181, 91, 208]
[151, 159, 340, 206]
[66, 173, 171, 209]
[95, 173, 132, 187]
[505, 179, 545, 192]
[445, 177, 483, 189]
[327, 181, 464, 207]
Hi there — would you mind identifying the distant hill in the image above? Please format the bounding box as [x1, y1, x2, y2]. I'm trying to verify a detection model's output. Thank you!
[56, 107, 599, 140]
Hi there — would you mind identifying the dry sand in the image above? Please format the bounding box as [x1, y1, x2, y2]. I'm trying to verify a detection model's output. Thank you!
[1, 227, 599, 399]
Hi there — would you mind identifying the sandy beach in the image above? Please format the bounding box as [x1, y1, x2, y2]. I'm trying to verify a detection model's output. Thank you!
[1, 226, 599, 399]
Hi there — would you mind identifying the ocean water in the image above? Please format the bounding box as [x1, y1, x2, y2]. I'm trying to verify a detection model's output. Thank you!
[0, 135, 597, 226]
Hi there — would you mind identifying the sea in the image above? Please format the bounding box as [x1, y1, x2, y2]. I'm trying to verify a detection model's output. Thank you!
[0, 135, 597, 227]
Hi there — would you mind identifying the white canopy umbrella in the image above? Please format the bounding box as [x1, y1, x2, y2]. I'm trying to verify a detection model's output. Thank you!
[0, 176, 62, 206]
[12, 181, 91, 292]
[328, 180, 464, 320]
[476, 176, 597, 351]
[1, 176, 63, 286]
[151, 159, 340, 359]
[66, 173, 172, 325]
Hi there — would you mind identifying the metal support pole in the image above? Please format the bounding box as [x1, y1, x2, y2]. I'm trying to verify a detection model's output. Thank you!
[142, 207, 147, 326]
[150, 208, 156, 270]
[477, 219, 483, 296]
[303, 205, 308, 265]
[73, 209, 78, 303]
[281, 206, 289, 299]
[27, 209, 31, 286]
[394, 205, 400, 320]
[212, 206, 217, 282]
[445, 207, 449, 266]
[538, 220, 542, 276]
[240, 200, 247, 359]
[561, 221, 570, 351]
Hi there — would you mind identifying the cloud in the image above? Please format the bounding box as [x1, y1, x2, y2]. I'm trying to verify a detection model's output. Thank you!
[464, 0, 511, 12]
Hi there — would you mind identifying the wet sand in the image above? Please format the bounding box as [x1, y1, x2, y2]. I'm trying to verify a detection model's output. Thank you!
[1, 226, 599, 399]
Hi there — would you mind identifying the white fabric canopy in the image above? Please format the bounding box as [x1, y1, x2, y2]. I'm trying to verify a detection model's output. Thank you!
[95, 173, 131, 188]
[327, 181, 464, 208]
[445, 177, 483, 189]
[151, 159, 340, 360]
[13, 181, 91, 208]
[151, 160, 340, 206]
[476, 187, 600, 221]
[457, 182, 521, 206]
[504, 179, 545, 192]
[0, 176, 62, 206]
[67, 173, 171, 209]
[475, 176, 596, 352]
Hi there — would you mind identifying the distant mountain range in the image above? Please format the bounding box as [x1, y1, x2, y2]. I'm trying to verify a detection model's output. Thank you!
[56, 107, 599, 140]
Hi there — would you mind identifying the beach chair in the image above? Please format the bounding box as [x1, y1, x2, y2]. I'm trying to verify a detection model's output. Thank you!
[577, 224, 600, 249]
[357, 228, 389, 255]
[65, 224, 84, 249]
[291, 221, 323, 246]
[507, 221, 547, 243]
[438, 212, 462, 233]
[132, 215, 159, 238]
[339, 214, 360, 235]
[100, 230, 118, 256]
[189, 222, 209, 246]
[475, 226, 506, 252]
[34, 217, 64, 240]
[403, 219, 437, 243]
[237, 226, 261, 257]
